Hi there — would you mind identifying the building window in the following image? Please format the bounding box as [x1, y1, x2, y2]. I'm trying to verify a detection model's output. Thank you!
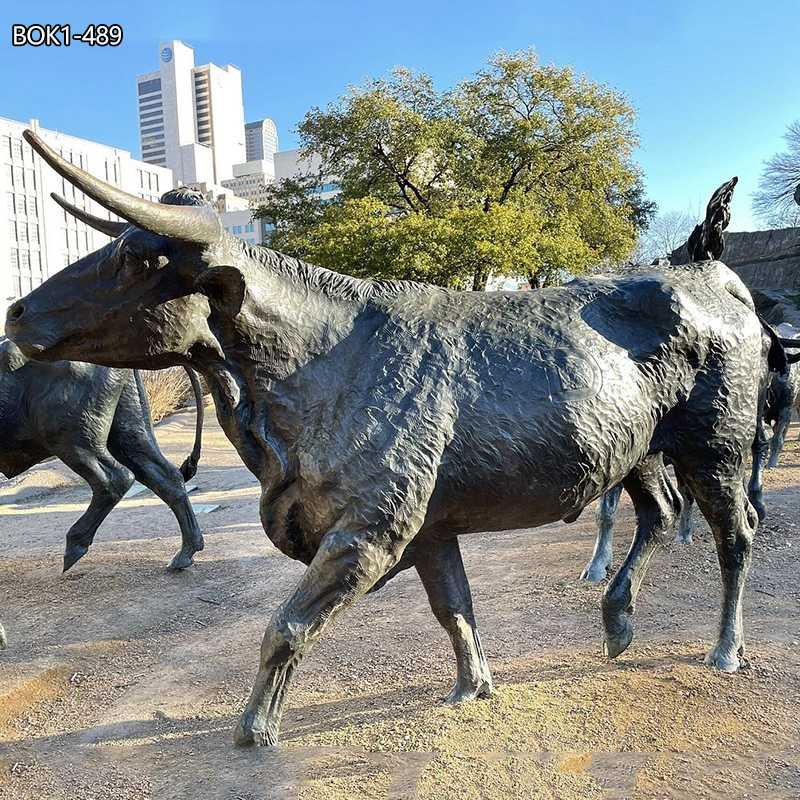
[12, 139, 23, 160]
[138, 78, 162, 95]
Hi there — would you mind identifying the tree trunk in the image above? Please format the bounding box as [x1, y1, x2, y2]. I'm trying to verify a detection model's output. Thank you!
[472, 267, 490, 291]
[528, 271, 545, 290]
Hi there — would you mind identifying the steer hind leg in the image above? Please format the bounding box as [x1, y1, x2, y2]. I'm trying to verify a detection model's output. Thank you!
[581, 484, 623, 583]
[677, 470, 756, 672]
[415, 536, 493, 704]
[768, 407, 791, 469]
[60, 448, 134, 571]
[674, 472, 695, 544]
[108, 383, 204, 570]
[603, 455, 681, 659]
[749, 418, 769, 522]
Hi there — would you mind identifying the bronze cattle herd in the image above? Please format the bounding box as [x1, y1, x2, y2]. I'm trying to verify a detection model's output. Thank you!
[2, 130, 800, 747]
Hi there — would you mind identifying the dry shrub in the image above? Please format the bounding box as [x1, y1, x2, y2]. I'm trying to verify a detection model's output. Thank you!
[140, 367, 192, 424]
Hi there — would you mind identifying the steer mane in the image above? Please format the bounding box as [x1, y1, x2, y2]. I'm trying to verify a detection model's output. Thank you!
[236, 238, 443, 303]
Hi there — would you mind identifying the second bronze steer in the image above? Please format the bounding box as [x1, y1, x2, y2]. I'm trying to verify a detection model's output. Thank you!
[0, 337, 205, 572]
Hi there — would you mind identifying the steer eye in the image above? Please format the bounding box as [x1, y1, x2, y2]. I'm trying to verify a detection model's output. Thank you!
[116, 247, 165, 278]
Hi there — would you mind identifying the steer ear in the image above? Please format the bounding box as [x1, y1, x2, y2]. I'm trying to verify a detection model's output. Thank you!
[194, 266, 246, 317]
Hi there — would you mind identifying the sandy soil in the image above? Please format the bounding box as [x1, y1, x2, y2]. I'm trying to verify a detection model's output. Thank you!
[1, 405, 799, 799]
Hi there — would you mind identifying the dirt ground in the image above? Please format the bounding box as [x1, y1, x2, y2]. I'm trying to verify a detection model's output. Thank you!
[1, 405, 799, 800]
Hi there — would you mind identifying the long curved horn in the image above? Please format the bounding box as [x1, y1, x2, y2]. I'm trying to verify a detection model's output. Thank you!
[51, 193, 128, 238]
[23, 130, 221, 244]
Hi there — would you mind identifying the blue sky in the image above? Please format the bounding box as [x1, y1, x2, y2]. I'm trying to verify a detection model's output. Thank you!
[1, 0, 797, 230]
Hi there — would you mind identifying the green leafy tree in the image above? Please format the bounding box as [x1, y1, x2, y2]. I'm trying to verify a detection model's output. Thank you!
[256, 50, 652, 290]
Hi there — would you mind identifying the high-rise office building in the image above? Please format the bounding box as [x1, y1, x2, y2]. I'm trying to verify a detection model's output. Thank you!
[136, 40, 246, 186]
[1, 117, 172, 305]
[245, 119, 279, 162]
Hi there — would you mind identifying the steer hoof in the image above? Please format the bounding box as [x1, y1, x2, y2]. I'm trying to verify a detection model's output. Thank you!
[443, 678, 493, 705]
[0, 623, 7, 650]
[603, 614, 634, 659]
[63, 543, 89, 572]
[580, 561, 609, 584]
[168, 548, 196, 571]
[233, 712, 278, 747]
[673, 531, 693, 546]
[704, 642, 744, 673]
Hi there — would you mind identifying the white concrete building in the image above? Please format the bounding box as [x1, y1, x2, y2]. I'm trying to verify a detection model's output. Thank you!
[245, 119, 279, 162]
[220, 159, 275, 208]
[182, 181, 249, 213]
[274, 148, 339, 201]
[221, 208, 270, 246]
[221, 120, 280, 209]
[0, 117, 172, 306]
[136, 40, 246, 186]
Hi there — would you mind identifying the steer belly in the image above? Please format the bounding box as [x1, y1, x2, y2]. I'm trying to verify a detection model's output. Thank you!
[429, 373, 657, 532]
[421, 305, 688, 535]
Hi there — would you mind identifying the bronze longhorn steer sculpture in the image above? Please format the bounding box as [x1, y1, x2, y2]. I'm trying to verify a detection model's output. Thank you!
[5, 130, 792, 747]
[0, 338, 205, 572]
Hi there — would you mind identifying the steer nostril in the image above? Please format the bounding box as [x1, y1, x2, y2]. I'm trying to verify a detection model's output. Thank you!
[7, 301, 25, 321]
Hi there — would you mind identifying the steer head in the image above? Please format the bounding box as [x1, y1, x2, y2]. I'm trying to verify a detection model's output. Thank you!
[5, 130, 239, 369]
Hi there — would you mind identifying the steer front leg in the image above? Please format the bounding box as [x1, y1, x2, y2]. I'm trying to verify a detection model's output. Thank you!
[234, 529, 401, 747]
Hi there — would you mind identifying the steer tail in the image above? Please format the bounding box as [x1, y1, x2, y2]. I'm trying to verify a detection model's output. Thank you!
[179, 368, 204, 482]
[779, 336, 800, 366]
[757, 315, 790, 376]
